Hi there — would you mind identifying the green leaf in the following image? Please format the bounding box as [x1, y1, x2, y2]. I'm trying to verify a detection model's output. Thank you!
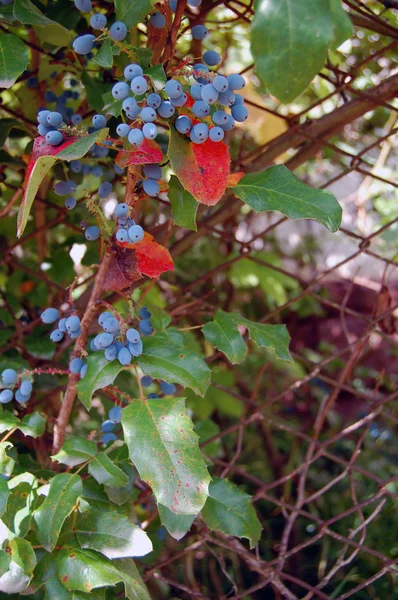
[0, 551, 11, 578]
[115, 0, 156, 29]
[52, 438, 97, 468]
[330, 0, 353, 47]
[0, 441, 15, 477]
[0, 33, 29, 89]
[81, 71, 110, 113]
[33, 474, 83, 551]
[201, 478, 262, 548]
[144, 65, 166, 91]
[13, 0, 71, 42]
[44, 575, 105, 599]
[145, 305, 171, 331]
[0, 412, 20, 434]
[57, 129, 109, 161]
[93, 39, 113, 69]
[7, 538, 36, 574]
[76, 354, 124, 411]
[88, 453, 129, 488]
[122, 398, 210, 515]
[102, 91, 123, 117]
[75, 509, 153, 559]
[56, 548, 151, 599]
[231, 314, 293, 362]
[0, 476, 9, 517]
[2, 472, 37, 537]
[203, 310, 247, 364]
[19, 412, 46, 438]
[137, 332, 211, 397]
[158, 504, 195, 541]
[168, 176, 198, 231]
[0, 118, 28, 147]
[233, 165, 342, 233]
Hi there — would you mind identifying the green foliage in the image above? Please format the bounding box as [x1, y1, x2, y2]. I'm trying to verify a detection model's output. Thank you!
[168, 176, 198, 231]
[0, 33, 29, 89]
[77, 355, 125, 410]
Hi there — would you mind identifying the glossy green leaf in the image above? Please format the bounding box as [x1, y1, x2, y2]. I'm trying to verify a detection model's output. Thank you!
[13, 0, 71, 42]
[115, 0, 156, 29]
[7, 538, 36, 574]
[0, 33, 28, 89]
[231, 314, 292, 362]
[0, 551, 11, 578]
[0, 477, 9, 517]
[201, 478, 262, 548]
[56, 129, 109, 161]
[102, 92, 123, 117]
[330, 0, 353, 48]
[77, 355, 124, 410]
[144, 65, 166, 91]
[0, 118, 28, 147]
[56, 548, 151, 599]
[122, 398, 210, 515]
[81, 71, 110, 113]
[19, 412, 46, 438]
[158, 504, 195, 541]
[145, 305, 171, 331]
[0, 441, 15, 477]
[93, 39, 113, 68]
[75, 509, 153, 559]
[168, 175, 198, 231]
[0, 412, 20, 434]
[33, 474, 83, 551]
[203, 310, 247, 364]
[233, 165, 342, 233]
[44, 575, 106, 599]
[88, 453, 129, 488]
[52, 438, 97, 468]
[2, 472, 36, 537]
[137, 332, 211, 397]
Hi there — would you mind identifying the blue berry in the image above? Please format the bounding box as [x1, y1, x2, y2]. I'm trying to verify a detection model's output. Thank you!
[221, 114, 236, 131]
[170, 93, 187, 107]
[143, 164, 162, 180]
[123, 97, 138, 112]
[143, 179, 159, 197]
[128, 340, 143, 356]
[124, 64, 143, 81]
[116, 123, 130, 137]
[118, 347, 132, 365]
[190, 83, 204, 100]
[44, 91, 57, 102]
[109, 405, 123, 422]
[70, 357, 84, 374]
[201, 83, 218, 104]
[189, 128, 205, 145]
[209, 126, 224, 142]
[116, 229, 129, 243]
[143, 123, 157, 140]
[192, 25, 208, 40]
[66, 315, 81, 332]
[92, 166, 103, 178]
[147, 93, 161, 109]
[160, 381, 176, 395]
[202, 50, 220, 66]
[192, 100, 210, 118]
[20, 381, 32, 396]
[126, 106, 141, 120]
[128, 128, 144, 146]
[141, 375, 153, 387]
[232, 94, 244, 106]
[74, 0, 92, 11]
[218, 88, 235, 106]
[98, 182, 112, 197]
[213, 75, 229, 93]
[82, 165, 91, 175]
[102, 433, 117, 444]
[193, 123, 209, 141]
[73, 34, 95, 55]
[101, 420, 115, 433]
[102, 317, 119, 333]
[170, 0, 177, 10]
[58, 318, 67, 332]
[231, 105, 248, 122]
[212, 110, 228, 125]
[175, 115, 192, 134]
[126, 328, 140, 343]
[50, 329, 64, 342]
[109, 21, 128, 41]
[140, 107, 156, 123]
[54, 180, 76, 196]
[46, 130, 63, 146]
[37, 110, 51, 125]
[69, 328, 82, 340]
[150, 11, 166, 28]
[227, 73, 245, 90]
[38, 124, 53, 136]
[97, 333, 114, 348]
[139, 307, 151, 319]
[92, 114, 107, 129]
[71, 114, 82, 125]
[165, 79, 182, 99]
[41, 308, 59, 324]
[80, 364, 88, 378]
[1, 369, 17, 385]
[90, 13, 107, 29]
[15, 389, 29, 404]
[65, 196, 76, 210]
[131, 76, 148, 95]
[128, 224, 144, 242]
[105, 344, 118, 361]
[157, 101, 175, 118]
[0, 390, 13, 404]
[114, 165, 125, 175]
[147, 393, 160, 399]
[112, 82, 130, 100]
[188, 0, 202, 6]
[28, 77, 38, 88]
[139, 319, 153, 335]
[98, 312, 114, 326]
[85, 225, 100, 241]
[114, 203, 129, 217]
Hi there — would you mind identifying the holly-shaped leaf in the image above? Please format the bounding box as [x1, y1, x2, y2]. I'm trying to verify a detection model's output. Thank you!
[88, 453, 129, 488]
[158, 504, 195, 541]
[0, 33, 29, 89]
[168, 128, 230, 206]
[232, 313, 293, 362]
[2, 472, 37, 537]
[52, 438, 97, 468]
[201, 478, 262, 548]
[116, 138, 163, 168]
[168, 175, 198, 231]
[122, 398, 211, 515]
[33, 474, 83, 551]
[76, 355, 125, 410]
[115, 0, 156, 29]
[19, 412, 46, 438]
[0, 412, 20, 434]
[6, 538, 36, 575]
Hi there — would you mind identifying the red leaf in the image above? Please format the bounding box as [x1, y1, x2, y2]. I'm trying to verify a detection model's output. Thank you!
[168, 128, 230, 206]
[116, 139, 163, 168]
[116, 232, 174, 279]
[102, 246, 142, 292]
[25, 134, 78, 182]
[227, 171, 245, 186]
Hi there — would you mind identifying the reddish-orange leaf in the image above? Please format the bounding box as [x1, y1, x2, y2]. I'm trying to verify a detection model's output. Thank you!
[227, 171, 245, 186]
[116, 139, 163, 168]
[116, 232, 174, 278]
[168, 128, 230, 206]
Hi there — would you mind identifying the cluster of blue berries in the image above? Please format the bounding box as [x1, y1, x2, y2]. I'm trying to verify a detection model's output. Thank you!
[100, 404, 123, 444]
[114, 203, 144, 244]
[0, 369, 33, 405]
[141, 375, 176, 399]
[41, 307, 83, 345]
